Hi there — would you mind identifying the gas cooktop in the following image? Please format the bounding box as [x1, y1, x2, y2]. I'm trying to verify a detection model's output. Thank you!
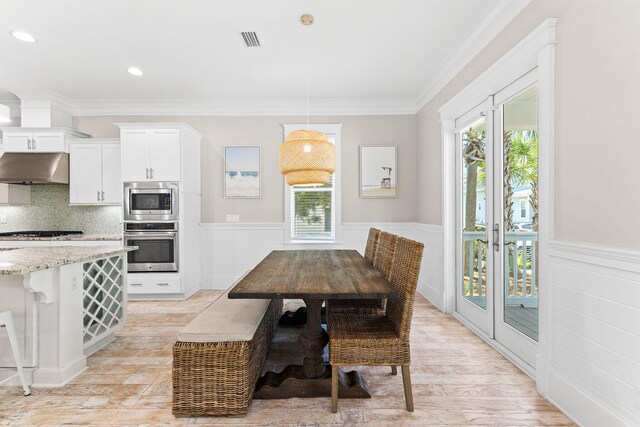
[0, 231, 84, 238]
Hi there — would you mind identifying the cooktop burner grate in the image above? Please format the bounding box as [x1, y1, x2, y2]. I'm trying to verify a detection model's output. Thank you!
[0, 231, 84, 238]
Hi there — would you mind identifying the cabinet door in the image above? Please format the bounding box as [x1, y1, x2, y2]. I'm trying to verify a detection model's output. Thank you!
[32, 132, 66, 152]
[69, 144, 102, 204]
[2, 133, 32, 152]
[121, 130, 150, 181]
[101, 143, 122, 204]
[149, 129, 181, 181]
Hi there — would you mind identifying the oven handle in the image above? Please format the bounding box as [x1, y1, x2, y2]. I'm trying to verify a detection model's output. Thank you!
[124, 232, 178, 238]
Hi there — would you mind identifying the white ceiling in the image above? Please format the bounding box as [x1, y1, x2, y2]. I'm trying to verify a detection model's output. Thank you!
[0, 0, 528, 114]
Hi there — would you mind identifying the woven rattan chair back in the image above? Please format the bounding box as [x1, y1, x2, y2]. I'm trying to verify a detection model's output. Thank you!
[385, 237, 424, 341]
[372, 231, 398, 281]
[364, 228, 381, 263]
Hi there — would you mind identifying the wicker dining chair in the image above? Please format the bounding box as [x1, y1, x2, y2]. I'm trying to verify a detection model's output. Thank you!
[328, 236, 424, 413]
[364, 227, 381, 263]
[328, 229, 395, 315]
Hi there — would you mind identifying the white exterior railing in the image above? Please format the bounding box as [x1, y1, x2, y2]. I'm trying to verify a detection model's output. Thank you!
[462, 231, 538, 308]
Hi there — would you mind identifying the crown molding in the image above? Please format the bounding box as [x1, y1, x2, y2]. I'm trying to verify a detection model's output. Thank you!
[414, 0, 531, 112]
[68, 97, 417, 117]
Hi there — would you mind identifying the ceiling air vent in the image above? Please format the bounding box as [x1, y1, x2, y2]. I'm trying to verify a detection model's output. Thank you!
[240, 31, 261, 47]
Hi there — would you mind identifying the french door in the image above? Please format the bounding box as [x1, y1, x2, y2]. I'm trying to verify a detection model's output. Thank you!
[455, 70, 539, 368]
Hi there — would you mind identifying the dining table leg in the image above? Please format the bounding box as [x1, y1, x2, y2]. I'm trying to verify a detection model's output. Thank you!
[299, 298, 328, 378]
[253, 299, 371, 399]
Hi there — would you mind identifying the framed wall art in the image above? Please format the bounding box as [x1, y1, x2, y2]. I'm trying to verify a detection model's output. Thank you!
[359, 145, 397, 198]
[224, 146, 261, 198]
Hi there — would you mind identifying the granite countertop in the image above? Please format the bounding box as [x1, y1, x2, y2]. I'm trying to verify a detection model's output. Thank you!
[0, 234, 122, 241]
[0, 246, 136, 275]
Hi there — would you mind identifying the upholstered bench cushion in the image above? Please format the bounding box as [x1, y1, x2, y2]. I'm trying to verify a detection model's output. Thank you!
[177, 276, 270, 343]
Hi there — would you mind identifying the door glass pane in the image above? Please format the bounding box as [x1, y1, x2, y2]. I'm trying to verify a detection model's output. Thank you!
[502, 86, 539, 341]
[460, 117, 487, 309]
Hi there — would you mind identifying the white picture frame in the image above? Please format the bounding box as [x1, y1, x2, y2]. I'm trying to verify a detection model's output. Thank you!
[224, 146, 261, 198]
[359, 145, 398, 198]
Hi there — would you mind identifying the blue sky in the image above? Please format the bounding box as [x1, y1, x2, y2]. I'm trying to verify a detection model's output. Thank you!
[225, 146, 260, 172]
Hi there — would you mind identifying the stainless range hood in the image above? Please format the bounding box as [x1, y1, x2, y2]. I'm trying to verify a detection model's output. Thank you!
[0, 152, 69, 184]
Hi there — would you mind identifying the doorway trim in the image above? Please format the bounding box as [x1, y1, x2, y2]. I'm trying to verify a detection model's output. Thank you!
[439, 18, 556, 397]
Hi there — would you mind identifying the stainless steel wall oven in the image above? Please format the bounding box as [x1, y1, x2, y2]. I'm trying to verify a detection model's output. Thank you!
[124, 222, 178, 272]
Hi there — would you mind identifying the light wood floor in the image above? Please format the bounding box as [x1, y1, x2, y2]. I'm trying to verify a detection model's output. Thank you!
[0, 291, 574, 426]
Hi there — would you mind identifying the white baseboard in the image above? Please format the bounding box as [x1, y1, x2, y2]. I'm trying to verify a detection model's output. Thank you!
[33, 356, 87, 387]
[417, 279, 444, 312]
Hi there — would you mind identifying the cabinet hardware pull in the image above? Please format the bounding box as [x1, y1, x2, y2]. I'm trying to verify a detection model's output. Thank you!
[101, 191, 105, 201]
[150, 168, 154, 179]
[156, 282, 170, 286]
[32, 138, 36, 150]
[97, 190, 101, 201]
[146, 168, 149, 179]
[129, 283, 143, 286]
[28, 138, 32, 150]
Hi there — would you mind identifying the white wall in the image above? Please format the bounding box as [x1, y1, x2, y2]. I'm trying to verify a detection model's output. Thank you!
[73, 114, 417, 224]
[416, 0, 640, 251]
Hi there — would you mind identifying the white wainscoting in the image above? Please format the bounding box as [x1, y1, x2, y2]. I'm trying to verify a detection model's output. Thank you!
[200, 222, 444, 299]
[547, 240, 640, 427]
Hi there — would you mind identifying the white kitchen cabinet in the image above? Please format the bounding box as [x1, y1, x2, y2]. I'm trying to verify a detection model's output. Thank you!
[120, 130, 150, 181]
[0, 184, 31, 205]
[0, 128, 90, 153]
[127, 273, 182, 294]
[120, 129, 181, 182]
[101, 144, 122, 204]
[69, 139, 121, 205]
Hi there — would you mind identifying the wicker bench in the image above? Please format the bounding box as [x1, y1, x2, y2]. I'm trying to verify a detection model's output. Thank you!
[172, 282, 282, 417]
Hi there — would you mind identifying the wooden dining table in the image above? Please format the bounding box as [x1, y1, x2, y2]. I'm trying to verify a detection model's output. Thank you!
[228, 249, 399, 399]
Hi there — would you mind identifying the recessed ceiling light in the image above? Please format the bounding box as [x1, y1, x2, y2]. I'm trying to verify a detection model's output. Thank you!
[10, 30, 36, 43]
[127, 67, 144, 76]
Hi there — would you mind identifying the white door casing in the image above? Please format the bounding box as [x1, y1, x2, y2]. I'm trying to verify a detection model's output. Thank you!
[440, 19, 556, 392]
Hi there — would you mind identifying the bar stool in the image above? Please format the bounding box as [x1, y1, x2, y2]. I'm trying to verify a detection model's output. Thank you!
[0, 311, 31, 396]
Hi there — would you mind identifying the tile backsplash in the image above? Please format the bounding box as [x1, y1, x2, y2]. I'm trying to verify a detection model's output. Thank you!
[0, 185, 121, 234]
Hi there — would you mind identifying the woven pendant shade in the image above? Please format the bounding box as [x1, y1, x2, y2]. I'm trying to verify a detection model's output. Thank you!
[280, 129, 336, 186]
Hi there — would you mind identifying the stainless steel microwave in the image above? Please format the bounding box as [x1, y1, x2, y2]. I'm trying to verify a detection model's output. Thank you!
[124, 182, 178, 222]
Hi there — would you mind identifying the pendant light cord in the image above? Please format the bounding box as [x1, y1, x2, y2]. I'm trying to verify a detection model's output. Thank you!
[306, 69, 309, 130]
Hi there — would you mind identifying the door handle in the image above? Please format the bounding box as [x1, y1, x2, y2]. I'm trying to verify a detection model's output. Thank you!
[493, 223, 500, 252]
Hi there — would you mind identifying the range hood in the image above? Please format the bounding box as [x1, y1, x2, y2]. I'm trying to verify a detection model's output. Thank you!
[0, 152, 69, 184]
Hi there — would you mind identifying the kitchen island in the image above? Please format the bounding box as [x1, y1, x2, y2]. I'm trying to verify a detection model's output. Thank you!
[0, 245, 135, 388]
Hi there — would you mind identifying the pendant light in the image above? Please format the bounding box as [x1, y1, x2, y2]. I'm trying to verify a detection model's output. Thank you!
[279, 14, 336, 186]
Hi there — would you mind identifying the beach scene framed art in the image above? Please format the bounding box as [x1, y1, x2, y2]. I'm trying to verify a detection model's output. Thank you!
[224, 146, 261, 198]
[359, 145, 397, 198]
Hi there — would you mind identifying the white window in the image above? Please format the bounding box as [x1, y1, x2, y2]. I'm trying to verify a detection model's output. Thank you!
[282, 124, 342, 243]
[520, 199, 527, 219]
